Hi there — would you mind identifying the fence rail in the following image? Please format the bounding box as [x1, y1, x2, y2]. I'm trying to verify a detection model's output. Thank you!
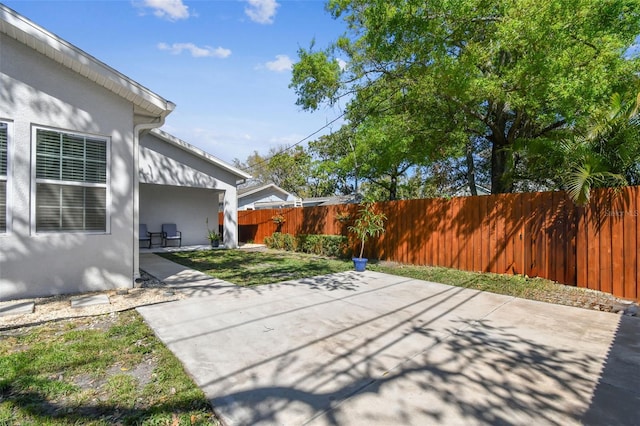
[223, 186, 640, 301]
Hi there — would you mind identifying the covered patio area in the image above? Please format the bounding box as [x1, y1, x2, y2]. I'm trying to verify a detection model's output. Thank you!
[136, 128, 250, 258]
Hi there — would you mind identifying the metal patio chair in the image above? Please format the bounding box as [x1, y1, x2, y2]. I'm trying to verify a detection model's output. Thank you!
[139, 223, 152, 249]
[161, 223, 182, 247]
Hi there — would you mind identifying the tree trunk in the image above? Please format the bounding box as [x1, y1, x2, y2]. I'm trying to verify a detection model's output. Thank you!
[490, 138, 514, 194]
[389, 175, 398, 200]
[466, 140, 478, 196]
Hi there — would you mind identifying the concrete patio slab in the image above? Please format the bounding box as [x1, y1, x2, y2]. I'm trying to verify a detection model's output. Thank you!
[70, 294, 110, 308]
[137, 268, 640, 426]
[0, 301, 35, 317]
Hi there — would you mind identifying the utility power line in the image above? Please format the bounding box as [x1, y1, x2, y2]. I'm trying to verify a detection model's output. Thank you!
[240, 111, 347, 173]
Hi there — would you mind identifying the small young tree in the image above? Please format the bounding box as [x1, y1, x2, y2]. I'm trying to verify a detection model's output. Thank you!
[349, 201, 386, 260]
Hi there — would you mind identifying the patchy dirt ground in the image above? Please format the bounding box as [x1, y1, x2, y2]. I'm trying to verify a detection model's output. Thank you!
[1, 309, 220, 425]
[0, 271, 186, 330]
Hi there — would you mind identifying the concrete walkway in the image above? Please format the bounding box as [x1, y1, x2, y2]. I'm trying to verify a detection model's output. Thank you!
[138, 255, 640, 426]
[140, 252, 238, 298]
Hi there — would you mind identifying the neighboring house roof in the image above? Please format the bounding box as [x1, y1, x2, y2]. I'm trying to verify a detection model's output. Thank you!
[149, 128, 251, 181]
[0, 3, 174, 122]
[237, 183, 298, 210]
[302, 194, 361, 207]
[452, 184, 492, 197]
[238, 183, 293, 199]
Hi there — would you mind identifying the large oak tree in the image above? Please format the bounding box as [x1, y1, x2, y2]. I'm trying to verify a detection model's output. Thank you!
[291, 0, 640, 194]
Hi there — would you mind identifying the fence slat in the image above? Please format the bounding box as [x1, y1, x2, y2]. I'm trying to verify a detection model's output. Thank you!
[611, 192, 625, 298]
[624, 187, 638, 300]
[598, 191, 613, 295]
[586, 199, 600, 292]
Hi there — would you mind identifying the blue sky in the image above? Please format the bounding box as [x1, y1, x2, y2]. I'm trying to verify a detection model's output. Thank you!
[4, 0, 347, 165]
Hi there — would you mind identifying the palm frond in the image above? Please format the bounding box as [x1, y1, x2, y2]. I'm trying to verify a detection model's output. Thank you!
[565, 159, 626, 206]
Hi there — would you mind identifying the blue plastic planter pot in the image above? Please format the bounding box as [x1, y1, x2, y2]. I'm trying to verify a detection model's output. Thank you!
[353, 257, 368, 272]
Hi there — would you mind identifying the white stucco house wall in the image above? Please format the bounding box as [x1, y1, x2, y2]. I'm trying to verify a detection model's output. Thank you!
[0, 5, 249, 300]
[237, 183, 298, 210]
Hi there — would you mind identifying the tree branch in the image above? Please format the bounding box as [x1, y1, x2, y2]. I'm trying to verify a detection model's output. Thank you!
[533, 119, 567, 138]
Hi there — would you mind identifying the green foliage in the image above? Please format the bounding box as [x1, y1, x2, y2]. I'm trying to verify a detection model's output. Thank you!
[264, 232, 297, 251]
[297, 234, 350, 258]
[565, 159, 626, 206]
[291, 0, 640, 194]
[528, 90, 640, 204]
[348, 201, 386, 259]
[308, 128, 359, 196]
[235, 145, 332, 198]
[290, 46, 343, 110]
[267, 146, 313, 196]
[265, 233, 349, 258]
[206, 217, 220, 242]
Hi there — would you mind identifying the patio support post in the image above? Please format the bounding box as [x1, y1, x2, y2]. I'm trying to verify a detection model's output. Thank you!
[223, 188, 239, 248]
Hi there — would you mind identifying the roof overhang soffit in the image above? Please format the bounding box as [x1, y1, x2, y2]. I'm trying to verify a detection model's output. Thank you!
[0, 5, 175, 121]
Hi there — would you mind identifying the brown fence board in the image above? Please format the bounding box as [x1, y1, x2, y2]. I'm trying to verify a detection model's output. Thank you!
[494, 196, 504, 274]
[586, 201, 600, 292]
[599, 198, 613, 295]
[624, 187, 638, 300]
[576, 205, 588, 289]
[416, 199, 427, 266]
[514, 193, 526, 275]
[611, 193, 625, 299]
[461, 197, 473, 271]
[449, 198, 458, 269]
[428, 198, 439, 266]
[228, 186, 640, 301]
[472, 196, 483, 272]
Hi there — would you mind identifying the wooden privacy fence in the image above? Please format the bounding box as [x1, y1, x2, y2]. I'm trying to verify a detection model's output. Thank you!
[223, 186, 640, 301]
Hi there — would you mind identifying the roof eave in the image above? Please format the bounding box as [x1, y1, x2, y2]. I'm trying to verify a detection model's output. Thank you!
[238, 183, 291, 199]
[0, 4, 174, 119]
[150, 128, 252, 180]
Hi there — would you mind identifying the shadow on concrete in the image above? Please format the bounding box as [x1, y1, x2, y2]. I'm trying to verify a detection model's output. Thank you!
[134, 256, 640, 425]
[173, 283, 630, 425]
[581, 315, 640, 425]
[206, 311, 617, 425]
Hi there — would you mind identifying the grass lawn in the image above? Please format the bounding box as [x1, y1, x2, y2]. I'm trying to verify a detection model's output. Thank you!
[0, 311, 219, 425]
[159, 249, 354, 286]
[159, 248, 562, 296]
[161, 248, 623, 310]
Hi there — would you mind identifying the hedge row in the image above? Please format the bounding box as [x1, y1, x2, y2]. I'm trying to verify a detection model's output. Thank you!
[264, 233, 350, 258]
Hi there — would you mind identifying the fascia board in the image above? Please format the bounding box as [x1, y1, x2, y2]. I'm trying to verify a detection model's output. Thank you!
[0, 4, 174, 117]
[150, 128, 252, 180]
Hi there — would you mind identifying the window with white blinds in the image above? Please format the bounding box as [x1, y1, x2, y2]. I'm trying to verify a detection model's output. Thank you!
[35, 128, 108, 232]
[0, 122, 7, 233]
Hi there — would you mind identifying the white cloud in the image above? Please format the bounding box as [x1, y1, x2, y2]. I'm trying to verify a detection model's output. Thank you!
[337, 58, 347, 70]
[245, 0, 279, 24]
[157, 42, 232, 58]
[264, 54, 293, 72]
[140, 0, 190, 21]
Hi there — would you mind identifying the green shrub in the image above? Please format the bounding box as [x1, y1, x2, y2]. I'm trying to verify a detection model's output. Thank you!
[297, 234, 322, 254]
[266, 233, 349, 258]
[265, 232, 296, 251]
[264, 233, 280, 249]
[297, 234, 349, 258]
[282, 233, 296, 251]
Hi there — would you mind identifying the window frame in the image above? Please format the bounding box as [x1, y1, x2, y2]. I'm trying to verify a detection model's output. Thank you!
[0, 120, 10, 234]
[31, 126, 111, 234]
